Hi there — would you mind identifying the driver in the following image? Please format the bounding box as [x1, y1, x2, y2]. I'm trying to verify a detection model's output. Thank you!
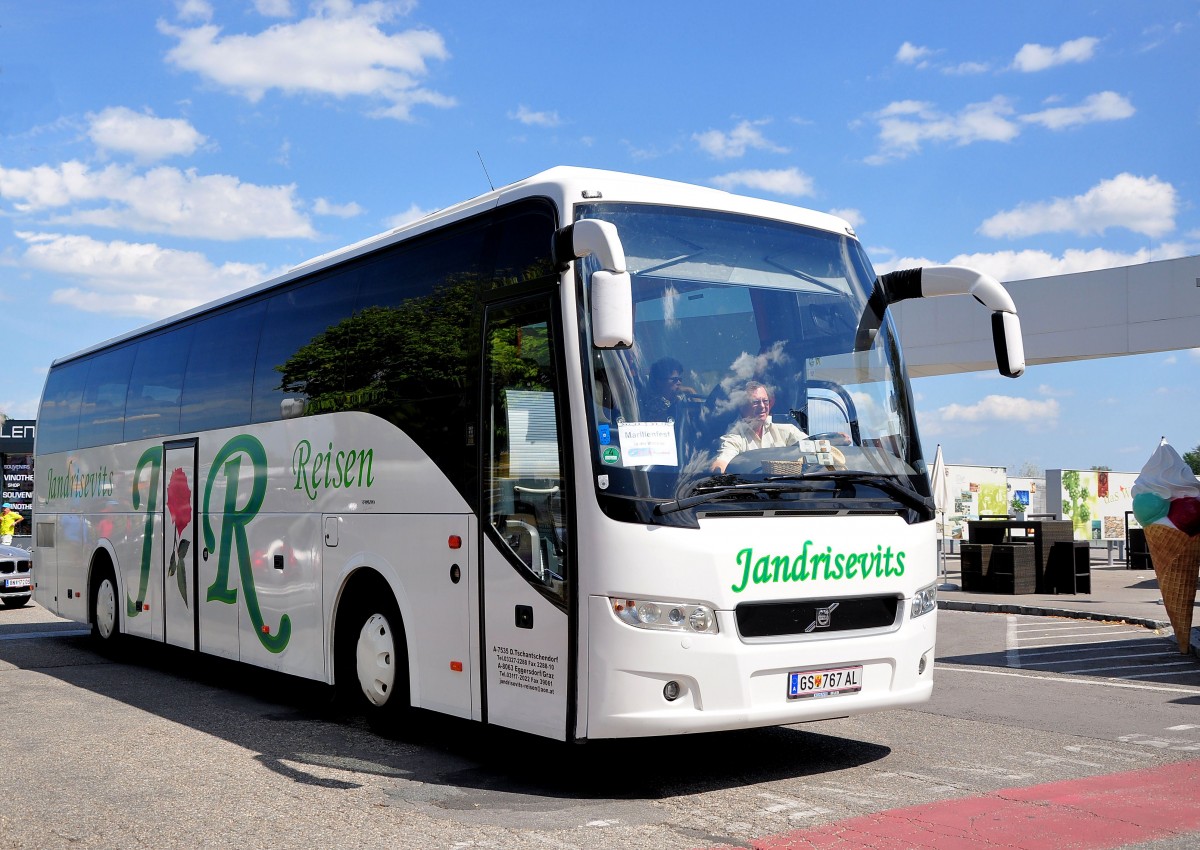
[710, 381, 807, 473]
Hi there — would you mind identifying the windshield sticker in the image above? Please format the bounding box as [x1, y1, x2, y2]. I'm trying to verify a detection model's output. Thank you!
[601, 446, 621, 465]
[731, 543, 906, 593]
[616, 421, 678, 467]
[598, 424, 611, 445]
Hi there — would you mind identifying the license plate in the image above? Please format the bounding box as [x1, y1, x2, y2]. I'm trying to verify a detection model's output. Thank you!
[4, 577, 30, 589]
[787, 665, 862, 699]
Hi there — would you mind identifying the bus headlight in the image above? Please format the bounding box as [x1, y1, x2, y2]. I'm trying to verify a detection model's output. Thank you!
[911, 582, 937, 619]
[612, 598, 719, 634]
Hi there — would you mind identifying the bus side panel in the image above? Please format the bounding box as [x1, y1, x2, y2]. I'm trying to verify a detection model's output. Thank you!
[56, 514, 91, 625]
[198, 507, 241, 662]
[334, 513, 475, 718]
[119, 511, 162, 641]
[235, 512, 323, 678]
[481, 535, 569, 741]
[32, 518, 59, 616]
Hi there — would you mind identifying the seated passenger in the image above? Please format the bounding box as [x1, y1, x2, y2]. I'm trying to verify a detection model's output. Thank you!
[710, 381, 807, 472]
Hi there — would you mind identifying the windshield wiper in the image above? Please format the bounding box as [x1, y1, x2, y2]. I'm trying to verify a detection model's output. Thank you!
[653, 471, 932, 516]
[765, 470, 932, 514]
[653, 479, 843, 516]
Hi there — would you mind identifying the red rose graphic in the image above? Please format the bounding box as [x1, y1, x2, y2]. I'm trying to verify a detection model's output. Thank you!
[166, 467, 193, 605]
[167, 468, 192, 535]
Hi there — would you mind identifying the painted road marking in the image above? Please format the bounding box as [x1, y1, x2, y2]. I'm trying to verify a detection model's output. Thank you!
[937, 665, 1200, 695]
[699, 759, 1200, 850]
[1002, 614, 1200, 686]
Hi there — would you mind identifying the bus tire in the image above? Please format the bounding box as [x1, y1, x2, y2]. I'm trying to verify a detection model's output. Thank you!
[336, 580, 410, 733]
[90, 562, 121, 650]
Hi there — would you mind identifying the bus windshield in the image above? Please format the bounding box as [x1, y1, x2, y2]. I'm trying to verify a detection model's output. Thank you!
[578, 203, 929, 522]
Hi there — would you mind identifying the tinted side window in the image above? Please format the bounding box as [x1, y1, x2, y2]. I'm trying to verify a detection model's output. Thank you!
[491, 203, 558, 288]
[181, 302, 266, 432]
[37, 360, 90, 454]
[251, 278, 359, 423]
[78, 345, 137, 448]
[124, 327, 195, 441]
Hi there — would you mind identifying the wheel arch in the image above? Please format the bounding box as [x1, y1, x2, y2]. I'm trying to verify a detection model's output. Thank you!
[87, 544, 119, 629]
[330, 563, 420, 702]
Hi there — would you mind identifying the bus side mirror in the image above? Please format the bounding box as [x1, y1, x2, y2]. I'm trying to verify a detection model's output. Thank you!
[554, 220, 633, 349]
[992, 311, 1025, 378]
[875, 265, 1025, 378]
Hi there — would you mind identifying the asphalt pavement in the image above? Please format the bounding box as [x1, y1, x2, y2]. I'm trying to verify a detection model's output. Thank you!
[935, 548, 1200, 656]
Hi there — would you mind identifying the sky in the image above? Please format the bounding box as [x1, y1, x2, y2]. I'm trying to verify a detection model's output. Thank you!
[1, 0, 1198, 475]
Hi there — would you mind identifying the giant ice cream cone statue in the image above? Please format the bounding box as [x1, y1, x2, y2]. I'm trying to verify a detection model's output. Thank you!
[1132, 440, 1200, 654]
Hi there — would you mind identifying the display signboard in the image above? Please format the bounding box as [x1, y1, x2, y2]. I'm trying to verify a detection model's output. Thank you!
[1006, 476, 1045, 517]
[1045, 469, 1138, 541]
[0, 419, 35, 539]
[945, 464, 1008, 541]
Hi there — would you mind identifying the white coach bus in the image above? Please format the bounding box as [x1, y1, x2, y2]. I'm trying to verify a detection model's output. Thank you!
[33, 167, 1023, 740]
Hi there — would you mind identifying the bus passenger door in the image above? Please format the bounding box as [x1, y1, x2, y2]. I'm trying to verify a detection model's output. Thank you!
[481, 297, 573, 741]
[162, 440, 198, 650]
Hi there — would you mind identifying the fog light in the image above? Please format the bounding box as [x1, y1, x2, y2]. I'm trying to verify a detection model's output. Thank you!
[663, 680, 681, 701]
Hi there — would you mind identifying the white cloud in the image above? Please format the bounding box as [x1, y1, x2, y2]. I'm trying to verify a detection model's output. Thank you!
[828, 207, 864, 229]
[509, 105, 561, 127]
[694, 119, 788, 159]
[866, 96, 1018, 163]
[312, 197, 363, 218]
[88, 107, 208, 162]
[176, 0, 213, 23]
[254, 0, 294, 17]
[0, 161, 315, 240]
[1020, 91, 1134, 130]
[942, 61, 990, 75]
[896, 41, 933, 66]
[159, 2, 454, 121]
[865, 88, 1134, 162]
[1012, 36, 1099, 72]
[384, 203, 434, 229]
[939, 394, 1060, 424]
[710, 167, 815, 197]
[17, 231, 272, 319]
[979, 174, 1177, 239]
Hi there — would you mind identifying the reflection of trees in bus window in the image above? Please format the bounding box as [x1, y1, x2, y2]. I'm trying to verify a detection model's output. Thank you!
[484, 306, 568, 604]
[276, 272, 480, 418]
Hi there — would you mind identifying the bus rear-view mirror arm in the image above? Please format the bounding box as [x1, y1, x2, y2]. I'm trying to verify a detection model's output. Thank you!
[855, 265, 1026, 378]
[554, 220, 633, 349]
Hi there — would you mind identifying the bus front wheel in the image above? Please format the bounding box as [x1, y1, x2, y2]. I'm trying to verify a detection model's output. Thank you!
[336, 586, 410, 732]
[91, 566, 120, 649]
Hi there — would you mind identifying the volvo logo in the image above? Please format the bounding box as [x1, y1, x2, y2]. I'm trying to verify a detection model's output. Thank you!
[805, 602, 840, 633]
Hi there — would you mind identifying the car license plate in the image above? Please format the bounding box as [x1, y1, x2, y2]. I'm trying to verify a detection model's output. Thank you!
[787, 665, 862, 699]
[4, 577, 30, 589]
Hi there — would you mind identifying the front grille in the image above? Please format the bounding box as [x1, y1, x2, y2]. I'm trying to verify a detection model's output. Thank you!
[0, 559, 31, 575]
[736, 595, 901, 638]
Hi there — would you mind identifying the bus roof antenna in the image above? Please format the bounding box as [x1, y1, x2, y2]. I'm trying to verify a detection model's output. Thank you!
[476, 151, 494, 192]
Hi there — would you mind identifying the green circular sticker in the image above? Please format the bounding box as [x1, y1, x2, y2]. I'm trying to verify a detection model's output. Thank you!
[601, 446, 621, 465]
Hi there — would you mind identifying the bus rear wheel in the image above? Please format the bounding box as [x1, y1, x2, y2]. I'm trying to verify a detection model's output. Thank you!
[336, 587, 410, 733]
